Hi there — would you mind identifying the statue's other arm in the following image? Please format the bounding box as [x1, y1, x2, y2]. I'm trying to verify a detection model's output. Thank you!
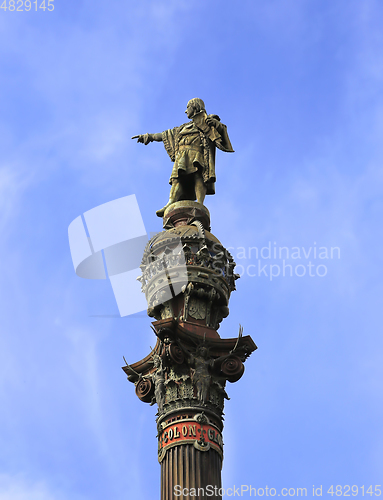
[205, 116, 225, 135]
[131, 133, 163, 145]
[205, 115, 234, 153]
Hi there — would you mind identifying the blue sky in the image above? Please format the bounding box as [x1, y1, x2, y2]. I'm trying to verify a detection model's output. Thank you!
[1, 0, 383, 498]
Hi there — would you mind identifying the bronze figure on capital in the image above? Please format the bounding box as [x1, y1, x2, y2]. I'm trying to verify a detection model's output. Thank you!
[132, 98, 234, 217]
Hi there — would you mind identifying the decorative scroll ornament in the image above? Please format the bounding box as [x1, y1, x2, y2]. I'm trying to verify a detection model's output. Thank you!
[194, 440, 211, 452]
[135, 378, 154, 403]
[168, 343, 184, 365]
[220, 355, 245, 383]
[194, 411, 210, 451]
[194, 412, 209, 424]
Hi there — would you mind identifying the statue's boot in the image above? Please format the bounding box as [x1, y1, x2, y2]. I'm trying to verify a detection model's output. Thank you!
[156, 202, 172, 218]
[156, 181, 182, 217]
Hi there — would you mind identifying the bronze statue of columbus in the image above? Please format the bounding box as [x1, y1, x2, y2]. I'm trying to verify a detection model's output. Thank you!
[132, 98, 234, 217]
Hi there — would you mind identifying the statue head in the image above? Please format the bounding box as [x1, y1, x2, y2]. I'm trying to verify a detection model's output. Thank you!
[153, 355, 161, 368]
[196, 345, 209, 359]
[185, 98, 205, 118]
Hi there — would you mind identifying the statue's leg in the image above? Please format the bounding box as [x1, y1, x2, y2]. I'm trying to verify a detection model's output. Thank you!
[195, 172, 207, 205]
[197, 381, 203, 402]
[171, 179, 183, 202]
[156, 179, 183, 217]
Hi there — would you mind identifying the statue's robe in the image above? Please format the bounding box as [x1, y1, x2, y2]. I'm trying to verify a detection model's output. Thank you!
[161, 113, 234, 195]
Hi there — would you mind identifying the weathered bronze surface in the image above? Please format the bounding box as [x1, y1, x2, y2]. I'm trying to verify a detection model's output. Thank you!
[137, 219, 239, 330]
[125, 101, 255, 499]
[132, 98, 234, 217]
[123, 199, 256, 497]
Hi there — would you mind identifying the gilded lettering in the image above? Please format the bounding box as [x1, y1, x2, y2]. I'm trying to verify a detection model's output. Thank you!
[168, 428, 174, 440]
[189, 425, 196, 437]
[208, 429, 215, 440]
[217, 433, 223, 447]
[182, 425, 188, 437]
[174, 426, 180, 438]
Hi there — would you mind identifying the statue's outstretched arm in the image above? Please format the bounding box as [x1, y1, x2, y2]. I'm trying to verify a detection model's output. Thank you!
[131, 133, 163, 145]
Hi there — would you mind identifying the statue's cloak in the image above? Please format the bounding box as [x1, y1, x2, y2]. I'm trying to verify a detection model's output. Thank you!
[161, 113, 234, 195]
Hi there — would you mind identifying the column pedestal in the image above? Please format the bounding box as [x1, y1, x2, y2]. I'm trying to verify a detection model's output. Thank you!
[123, 202, 256, 499]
